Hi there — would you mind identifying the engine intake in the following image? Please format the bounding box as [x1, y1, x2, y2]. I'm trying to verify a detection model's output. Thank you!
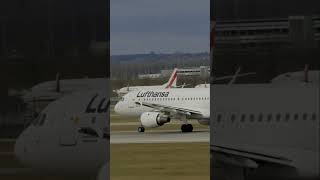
[140, 112, 170, 128]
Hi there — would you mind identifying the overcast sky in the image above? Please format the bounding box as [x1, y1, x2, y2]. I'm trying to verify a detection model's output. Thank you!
[111, 0, 209, 55]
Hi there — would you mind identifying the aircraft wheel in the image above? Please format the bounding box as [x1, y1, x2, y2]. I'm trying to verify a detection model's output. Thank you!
[138, 126, 145, 133]
[187, 124, 193, 132]
[181, 124, 186, 132]
[181, 124, 193, 132]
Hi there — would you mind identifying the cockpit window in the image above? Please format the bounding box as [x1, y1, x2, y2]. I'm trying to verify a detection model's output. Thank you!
[32, 115, 40, 126]
[39, 114, 46, 126]
[32, 113, 46, 126]
[78, 127, 99, 137]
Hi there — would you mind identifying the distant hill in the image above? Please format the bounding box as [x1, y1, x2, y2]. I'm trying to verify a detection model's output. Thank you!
[111, 52, 209, 63]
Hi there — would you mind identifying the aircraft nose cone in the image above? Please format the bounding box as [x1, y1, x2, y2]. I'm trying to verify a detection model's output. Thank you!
[114, 102, 121, 114]
[14, 135, 26, 163]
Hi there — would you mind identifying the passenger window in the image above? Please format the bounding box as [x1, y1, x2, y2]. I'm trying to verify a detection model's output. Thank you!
[240, 114, 246, 122]
[78, 127, 99, 137]
[276, 113, 281, 122]
[303, 113, 308, 120]
[258, 113, 263, 122]
[250, 114, 255, 122]
[285, 113, 290, 122]
[217, 114, 222, 122]
[294, 113, 299, 120]
[267, 114, 272, 122]
[230, 114, 236, 122]
[312, 113, 316, 121]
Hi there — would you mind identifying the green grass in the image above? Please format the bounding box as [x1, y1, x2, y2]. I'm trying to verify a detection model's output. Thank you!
[110, 114, 139, 123]
[110, 143, 209, 180]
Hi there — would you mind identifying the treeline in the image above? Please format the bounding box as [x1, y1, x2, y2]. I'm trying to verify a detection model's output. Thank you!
[111, 53, 210, 80]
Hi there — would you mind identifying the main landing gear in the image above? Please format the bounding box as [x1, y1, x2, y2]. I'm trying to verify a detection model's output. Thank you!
[138, 126, 145, 133]
[181, 124, 193, 132]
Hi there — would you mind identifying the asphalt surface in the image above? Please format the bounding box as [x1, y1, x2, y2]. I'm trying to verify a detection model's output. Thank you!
[111, 130, 209, 144]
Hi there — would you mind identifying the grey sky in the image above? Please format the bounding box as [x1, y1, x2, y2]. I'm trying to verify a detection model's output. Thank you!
[111, 0, 210, 55]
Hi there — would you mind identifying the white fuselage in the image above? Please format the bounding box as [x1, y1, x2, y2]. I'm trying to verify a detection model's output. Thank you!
[211, 84, 319, 177]
[116, 85, 169, 96]
[15, 90, 109, 176]
[114, 88, 210, 119]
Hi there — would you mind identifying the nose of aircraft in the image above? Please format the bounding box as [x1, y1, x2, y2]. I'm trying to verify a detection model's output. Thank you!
[14, 133, 26, 163]
[114, 102, 121, 114]
[14, 126, 33, 166]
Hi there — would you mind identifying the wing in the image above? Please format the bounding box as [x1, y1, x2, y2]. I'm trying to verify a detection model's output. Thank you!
[213, 72, 256, 81]
[211, 144, 293, 169]
[135, 101, 203, 117]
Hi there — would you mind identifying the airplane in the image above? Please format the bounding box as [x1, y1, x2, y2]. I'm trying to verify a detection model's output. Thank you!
[113, 68, 178, 96]
[2, 89, 109, 179]
[114, 88, 210, 133]
[210, 83, 319, 179]
[113, 67, 253, 133]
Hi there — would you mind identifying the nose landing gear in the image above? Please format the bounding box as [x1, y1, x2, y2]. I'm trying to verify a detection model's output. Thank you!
[138, 126, 145, 133]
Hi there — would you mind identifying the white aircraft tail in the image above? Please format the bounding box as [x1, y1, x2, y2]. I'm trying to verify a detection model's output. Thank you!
[163, 68, 178, 88]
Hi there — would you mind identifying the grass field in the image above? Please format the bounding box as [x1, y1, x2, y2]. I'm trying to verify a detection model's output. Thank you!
[110, 142, 209, 180]
[110, 112, 210, 180]
[110, 114, 139, 123]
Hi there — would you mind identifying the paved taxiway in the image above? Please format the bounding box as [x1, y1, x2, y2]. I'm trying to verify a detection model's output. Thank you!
[111, 130, 209, 144]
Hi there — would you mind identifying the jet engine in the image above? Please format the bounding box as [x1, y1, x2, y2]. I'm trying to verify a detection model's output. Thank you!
[140, 112, 170, 128]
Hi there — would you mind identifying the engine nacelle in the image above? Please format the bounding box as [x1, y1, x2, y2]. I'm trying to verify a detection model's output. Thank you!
[140, 112, 170, 128]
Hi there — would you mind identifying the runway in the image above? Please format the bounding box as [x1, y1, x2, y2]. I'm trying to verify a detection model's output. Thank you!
[111, 130, 209, 144]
